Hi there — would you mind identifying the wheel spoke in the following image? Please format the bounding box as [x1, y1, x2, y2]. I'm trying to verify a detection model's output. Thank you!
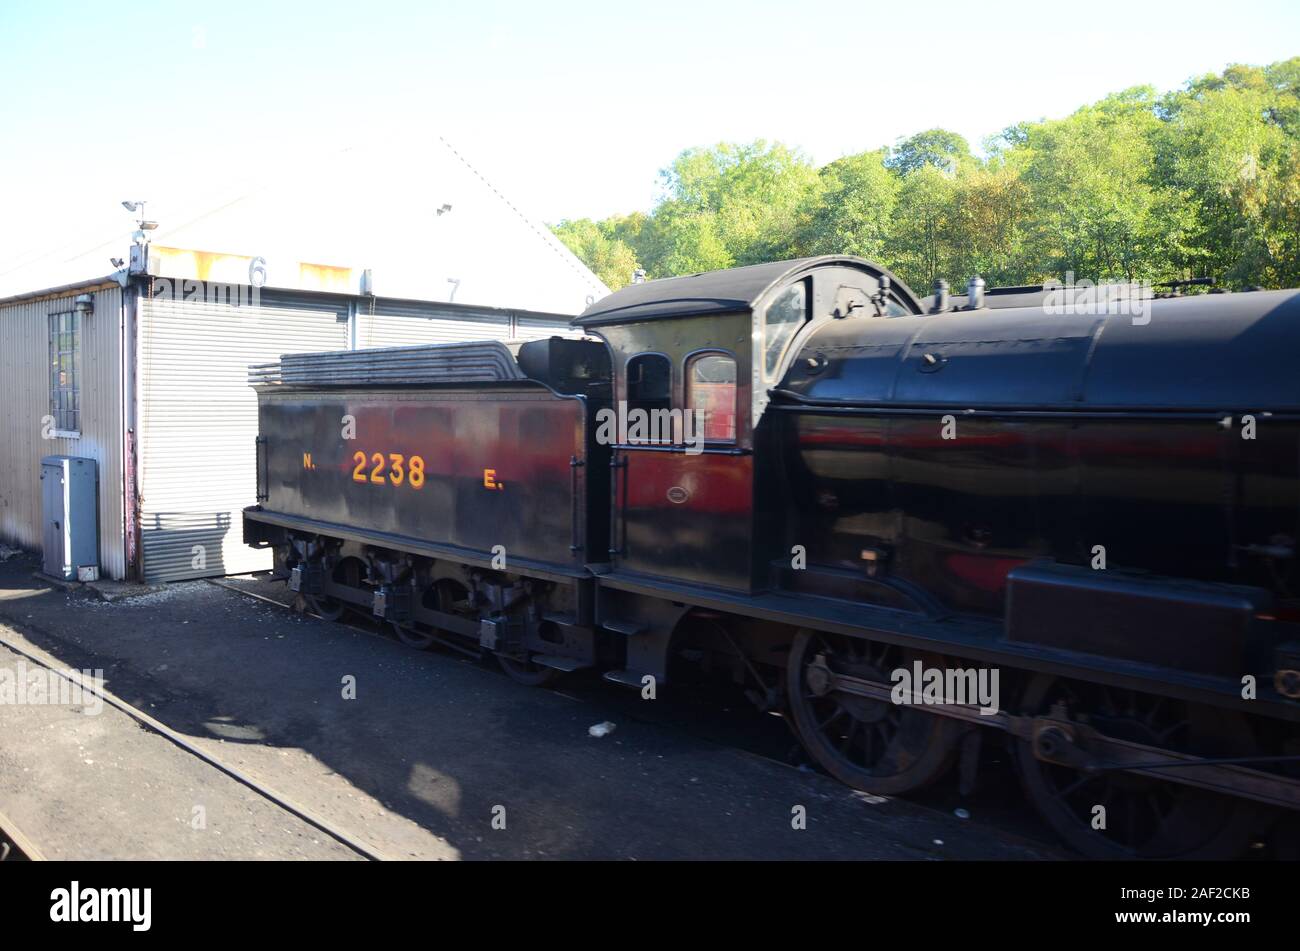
[1017, 674, 1257, 859]
[1055, 771, 1098, 800]
[839, 720, 861, 754]
[816, 705, 848, 732]
[1157, 718, 1191, 742]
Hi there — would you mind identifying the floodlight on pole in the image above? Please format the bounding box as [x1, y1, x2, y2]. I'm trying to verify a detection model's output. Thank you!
[121, 200, 156, 244]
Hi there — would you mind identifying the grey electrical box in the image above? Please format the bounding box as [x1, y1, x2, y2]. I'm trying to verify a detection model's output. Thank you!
[40, 456, 99, 581]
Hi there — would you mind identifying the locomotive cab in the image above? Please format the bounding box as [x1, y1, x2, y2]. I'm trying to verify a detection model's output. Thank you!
[572, 255, 922, 595]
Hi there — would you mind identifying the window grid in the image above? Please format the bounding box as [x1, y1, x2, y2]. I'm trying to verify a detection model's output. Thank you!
[48, 311, 80, 434]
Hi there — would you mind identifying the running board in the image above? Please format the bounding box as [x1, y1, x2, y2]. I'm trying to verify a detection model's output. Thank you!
[531, 655, 589, 673]
[602, 669, 645, 687]
[602, 618, 645, 636]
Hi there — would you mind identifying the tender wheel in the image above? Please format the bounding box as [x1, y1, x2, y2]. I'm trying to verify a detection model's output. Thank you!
[786, 629, 960, 795]
[306, 594, 345, 621]
[301, 556, 362, 622]
[392, 619, 436, 650]
[496, 654, 558, 687]
[392, 579, 467, 651]
[1015, 675, 1260, 859]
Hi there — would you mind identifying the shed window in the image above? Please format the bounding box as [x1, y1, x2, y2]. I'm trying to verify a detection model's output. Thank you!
[763, 281, 808, 380]
[48, 311, 81, 435]
[687, 354, 737, 442]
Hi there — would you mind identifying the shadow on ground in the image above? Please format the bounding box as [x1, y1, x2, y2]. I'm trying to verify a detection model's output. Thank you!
[0, 553, 1059, 860]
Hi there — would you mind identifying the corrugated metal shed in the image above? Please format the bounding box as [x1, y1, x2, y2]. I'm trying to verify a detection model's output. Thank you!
[514, 314, 585, 341]
[357, 300, 510, 348]
[0, 282, 126, 579]
[3, 227, 589, 585]
[137, 291, 349, 581]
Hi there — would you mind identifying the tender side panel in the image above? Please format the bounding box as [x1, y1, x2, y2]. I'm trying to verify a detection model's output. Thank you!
[260, 386, 587, 570]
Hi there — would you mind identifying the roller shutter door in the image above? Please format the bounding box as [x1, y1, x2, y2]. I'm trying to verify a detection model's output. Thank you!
[512, 315, 583, 341]
[138, 295, 348, 581]
[356, 310, 509, 348]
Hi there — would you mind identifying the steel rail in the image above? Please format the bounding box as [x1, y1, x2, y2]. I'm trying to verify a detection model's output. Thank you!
[0, 629, 389, 862]
[0, 806, 47, 860]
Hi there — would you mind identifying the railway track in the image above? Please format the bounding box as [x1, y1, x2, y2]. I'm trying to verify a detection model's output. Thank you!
[0, 806, 44, 861]
[208, 575, 1065, 856]
[0, 626, 388, 862]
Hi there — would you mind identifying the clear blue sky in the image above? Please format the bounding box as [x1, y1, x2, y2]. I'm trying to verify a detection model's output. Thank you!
[1, 0, 1297, 279]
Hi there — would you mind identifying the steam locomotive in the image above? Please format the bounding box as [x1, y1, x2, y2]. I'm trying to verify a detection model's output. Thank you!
[243, 255, 1300, 858]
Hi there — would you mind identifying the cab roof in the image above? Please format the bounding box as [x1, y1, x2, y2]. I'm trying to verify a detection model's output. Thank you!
[572, 255, 917, 327]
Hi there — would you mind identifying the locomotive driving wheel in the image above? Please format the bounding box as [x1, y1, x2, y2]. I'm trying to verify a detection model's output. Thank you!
[1015, 675, 1260, 859]
[786, 629, 960, 795]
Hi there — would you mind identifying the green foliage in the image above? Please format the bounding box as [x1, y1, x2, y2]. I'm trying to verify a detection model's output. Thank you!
[551, 218, 641, 291]
[550, 59, 1300, 295]
[1018, 87, 1184, 283]
[886, 128, 973, 176]
[795, 150, 897, 260]
[650, 141, 821, 272]
[887, 164, 958, 291]
[1156, 60, 1300, 287]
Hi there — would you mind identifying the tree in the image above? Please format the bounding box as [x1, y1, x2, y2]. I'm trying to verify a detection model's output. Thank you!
[886, 129, 972, 177]
[1157, 62, 1300, 286]
[551, 60, 1300, 295]
[655, 141, 821, 268]
[796, 149, 898, 260]
[886, 164, 958, 292]
[946, 159, 1034, 287]
[639, 205, 732, 276]
[550, 218, 641, 291]
[1018, 87, 1188, 284]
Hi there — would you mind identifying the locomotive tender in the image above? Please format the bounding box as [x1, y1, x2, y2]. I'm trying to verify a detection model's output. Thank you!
[244, 255, 1300, 858]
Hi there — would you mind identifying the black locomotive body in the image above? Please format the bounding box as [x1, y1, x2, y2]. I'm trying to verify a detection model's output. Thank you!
[244, 256, 1300, 858]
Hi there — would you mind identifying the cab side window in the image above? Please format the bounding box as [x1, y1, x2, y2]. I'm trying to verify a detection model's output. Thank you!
[626, 353, 671, 414]
[763, 280, 808, 381]
[686, 353, 737, 442]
